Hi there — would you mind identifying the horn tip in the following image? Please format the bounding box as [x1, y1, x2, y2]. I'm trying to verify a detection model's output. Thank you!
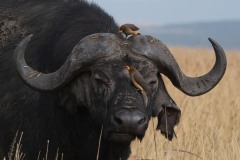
[208, 37, 225, 53]
[208, 37, 215, 44]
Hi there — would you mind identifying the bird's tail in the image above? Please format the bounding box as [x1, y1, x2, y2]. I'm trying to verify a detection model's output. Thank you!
[141, 90, 148, 107]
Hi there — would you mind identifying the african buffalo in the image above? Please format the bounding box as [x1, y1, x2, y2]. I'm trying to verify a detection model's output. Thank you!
[0, 0, 227, 160]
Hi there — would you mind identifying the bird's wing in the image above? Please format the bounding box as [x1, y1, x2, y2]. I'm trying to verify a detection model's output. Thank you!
[133, 72, 148, 92]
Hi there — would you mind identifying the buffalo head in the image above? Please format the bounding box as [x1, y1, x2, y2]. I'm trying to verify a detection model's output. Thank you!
[14, 33, 226, 142]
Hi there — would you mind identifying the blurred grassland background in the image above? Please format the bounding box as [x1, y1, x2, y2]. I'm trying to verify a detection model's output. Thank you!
[129, 47, 240, 160]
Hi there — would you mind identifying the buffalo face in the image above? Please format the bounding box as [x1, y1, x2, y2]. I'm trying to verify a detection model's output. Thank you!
[92, 64, 154, 142]
[14, 33, 226, 143]
[69, 62, 158, 142]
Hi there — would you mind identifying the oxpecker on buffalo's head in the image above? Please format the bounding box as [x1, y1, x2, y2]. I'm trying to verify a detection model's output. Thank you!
[119, 23, 141, 38]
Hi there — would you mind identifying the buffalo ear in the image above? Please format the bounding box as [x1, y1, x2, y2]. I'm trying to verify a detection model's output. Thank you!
[152, 74, 181, 140]
[156, 103, 181, 140]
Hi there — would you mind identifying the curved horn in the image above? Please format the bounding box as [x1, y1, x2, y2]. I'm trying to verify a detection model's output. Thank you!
[14, 33, 121, 91]
[131, 36, 227, 96]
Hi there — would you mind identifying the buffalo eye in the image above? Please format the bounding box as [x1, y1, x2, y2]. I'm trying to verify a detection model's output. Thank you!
[95, 78, 110, 86]
[146, 77, 158, 91]
[92, 71, 111, 95]
[149, 80, 157, 85]
[143, 70, 158, 91]
[94, 78, 109, 96]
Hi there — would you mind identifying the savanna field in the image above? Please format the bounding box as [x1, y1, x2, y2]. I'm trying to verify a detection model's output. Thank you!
[6, 47, 240, 160]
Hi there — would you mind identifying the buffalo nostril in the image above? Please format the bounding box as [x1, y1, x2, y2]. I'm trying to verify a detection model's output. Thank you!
[138, 117, 146, 125]
[113, 110, 147, 129]
[114, 115, 123, 125]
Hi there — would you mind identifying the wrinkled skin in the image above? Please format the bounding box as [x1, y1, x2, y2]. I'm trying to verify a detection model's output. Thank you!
[0, 0, 226, 160]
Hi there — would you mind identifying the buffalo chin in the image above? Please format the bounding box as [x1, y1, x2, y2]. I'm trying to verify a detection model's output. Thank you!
[108, 132, 143, 142]
[108, 132, 135, 142]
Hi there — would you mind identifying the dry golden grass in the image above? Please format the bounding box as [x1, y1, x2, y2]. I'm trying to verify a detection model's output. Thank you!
[130, 47, 240, 160]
